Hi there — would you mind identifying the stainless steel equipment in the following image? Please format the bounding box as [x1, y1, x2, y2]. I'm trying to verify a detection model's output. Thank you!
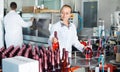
[111, 11, 120, 37]
[22, 13, 60, 46]
[113, 11, 120, 26]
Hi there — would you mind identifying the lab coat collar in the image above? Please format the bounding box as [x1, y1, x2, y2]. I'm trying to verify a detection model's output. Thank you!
[60, 21, 72, 28]
[9, 10, 16, 13]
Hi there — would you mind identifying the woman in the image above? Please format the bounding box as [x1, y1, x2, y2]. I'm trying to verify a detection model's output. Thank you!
[48, 5, 85, 58]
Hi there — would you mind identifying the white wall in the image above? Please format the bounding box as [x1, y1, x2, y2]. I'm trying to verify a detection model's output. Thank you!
[72, 0, 120, 37]
[22, 0, 35, 6]
[75, 0, 120, 30]
[4, 0, 120, 30]
[61, 0, 74, 10]
[4, 0, 23, 11]
[4, 0, 35, 11]
[98, 0, 120, 30]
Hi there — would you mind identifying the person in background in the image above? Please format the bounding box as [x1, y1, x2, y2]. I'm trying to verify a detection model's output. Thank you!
[48, 4, 85, 59]
[0, 18, 4, 48]
[4, 2, 34, 48]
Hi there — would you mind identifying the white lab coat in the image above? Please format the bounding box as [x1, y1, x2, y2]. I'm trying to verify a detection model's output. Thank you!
[4, 10, 32, 48]
[0, 18, 4, 48]
[48, 21, 84, 58]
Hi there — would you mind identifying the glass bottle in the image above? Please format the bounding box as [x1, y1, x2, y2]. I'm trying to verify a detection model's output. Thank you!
[55, 50, 61, 72]
[52, 31, 59, 51]
[51, 51, 56, 72]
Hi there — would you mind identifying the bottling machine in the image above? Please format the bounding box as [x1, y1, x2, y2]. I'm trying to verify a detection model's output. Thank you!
[22, 13, 60, 47]
[111, 11, 120, 37]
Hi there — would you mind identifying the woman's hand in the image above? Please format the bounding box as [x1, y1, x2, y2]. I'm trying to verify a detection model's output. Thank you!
[52, 37, 58, 43]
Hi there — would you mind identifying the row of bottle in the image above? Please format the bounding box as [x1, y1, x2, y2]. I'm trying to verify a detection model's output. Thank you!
[0, 44, 71, 72]
[0, 44, 35, 59]
[82, 38, 104, 59]
[38, 47, 71, 72]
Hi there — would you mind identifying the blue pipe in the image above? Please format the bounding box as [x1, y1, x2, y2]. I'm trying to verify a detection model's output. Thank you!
[98, 55, 104, 72]
[77, 14, 83, 32]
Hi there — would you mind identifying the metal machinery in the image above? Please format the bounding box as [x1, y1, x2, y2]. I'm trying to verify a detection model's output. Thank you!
[19, 0, 81, 47]
[111, 11, 120, 37]
[22, 12, 79, 47]
[22, 13, 60, 47]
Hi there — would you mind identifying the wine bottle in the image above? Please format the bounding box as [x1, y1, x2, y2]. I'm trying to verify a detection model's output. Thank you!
[0, 47, 6, 66]
[84, 39, 93, 59]
[0, 47, 6, 53]
[28, 44, 32, 49]
[39, 49, 43, 58]
[42, 46, 46, 53]
[84, 47, 93, 60]
[32, 46, 39, 59]
[47, 50, 52, 71]
[0, 47, 6, 59]
[51, 51, 56, 72]
[22, 44, 26, 49]
[61, 48, 66, 62]
[54, 50, 57, 64]
[3, 45, 14, 57]
[63, 51, 70, 72]
[43, 53, 48, 72]
[17, 46, 26, 56]
[28, 47, 33, 59]
[24, 48, 30, 58]
[61, 48, 66, 71]
[55, 50, 61, 72]
[52, 31, 59, 51]
[35, 45, 40, 56]
[32, 48, 37, 57]
[48, 46, 52, 51]
[97, 38, 102, 57]
[33, 54, 39, 60]
[39, 58, 43, 72]
[9, 46, 20, 57]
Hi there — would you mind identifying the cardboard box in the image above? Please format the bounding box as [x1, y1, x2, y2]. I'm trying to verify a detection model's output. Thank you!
[2, 56, 39, 72]
[22, 6, 34, 13]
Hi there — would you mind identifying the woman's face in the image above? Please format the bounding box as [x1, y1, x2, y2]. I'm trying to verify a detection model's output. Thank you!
[60, 7, 71, 22]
